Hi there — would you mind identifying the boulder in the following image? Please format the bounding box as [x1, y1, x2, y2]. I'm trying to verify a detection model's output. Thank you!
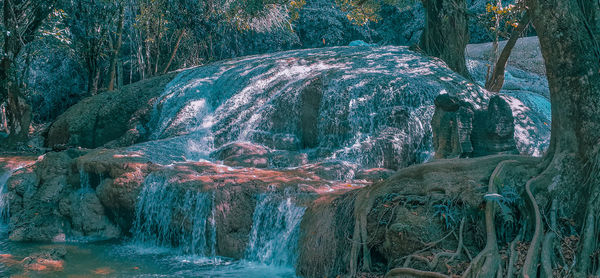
[210, 142, 310, 169]
[59, 190, 121, 239]
[7, 153, 73, 242]
[432, 94, 518, 158]
[355, 168, 396, 182]
[210, 142, 270, 168]
[46, 73, 176, 149]
[6, 151, 121, 242]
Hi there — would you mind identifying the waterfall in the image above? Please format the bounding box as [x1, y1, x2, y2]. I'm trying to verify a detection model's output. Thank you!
[245, 194, 306, 266]
[79, 169, 92, 191]
[131, 173, 217, 256]
[0, 169, 12, 224]
[141, 46, 489, 169]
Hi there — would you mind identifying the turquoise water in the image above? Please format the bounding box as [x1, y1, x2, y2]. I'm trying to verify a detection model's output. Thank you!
[0, 226, 296, 278]
[0, 168, 303, 278]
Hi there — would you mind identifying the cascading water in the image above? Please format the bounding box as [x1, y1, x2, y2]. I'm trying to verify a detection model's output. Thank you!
[0, 169, 13, 224]
[138, 46, 493, 168]
[131, 173, 216, 256]
[245, 194, 306, 266]
[79, 169, 93, 192]
[0, 159, 37, 226]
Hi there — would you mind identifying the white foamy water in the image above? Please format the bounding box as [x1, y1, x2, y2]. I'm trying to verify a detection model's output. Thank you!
[131, 173, 217, 256]
[246, 194, 306, 266]
[138, 46, 494, 169]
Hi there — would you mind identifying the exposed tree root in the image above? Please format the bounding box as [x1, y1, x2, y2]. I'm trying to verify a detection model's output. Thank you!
[522, 174, 543, 277]
[506, 228, 522, 278]
[346, 155, 540, 277]
[363, 146, 597, 278]
[350, 187, 375, 276]
[540, 200, 557, 278]
[402, 217, 466, 270]
[384, 267, 450, 278]
[540, 231, 555, 277]
[461, 160, 518, 278]
[574, 146, 600, 277]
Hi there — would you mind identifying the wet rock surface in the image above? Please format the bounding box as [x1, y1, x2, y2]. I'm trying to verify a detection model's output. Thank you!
[1, 45, 552, 276]
[134, 46, 494, 170]
[5, 151, 121, 242]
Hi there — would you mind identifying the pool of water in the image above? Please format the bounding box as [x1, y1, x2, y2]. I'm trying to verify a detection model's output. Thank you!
[0, 226, 296, 278]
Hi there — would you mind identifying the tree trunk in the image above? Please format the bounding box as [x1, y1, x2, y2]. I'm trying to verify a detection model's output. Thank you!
[108, 4, 125, 91]
[0, 56, 31, 147]
[0, 0, 56, 148]
[485, 12, 531, 92]
[87, 59, 100, 95]
[145, 23, 152, 77]
[154, 44, 160, 75]
[529, 0, 600, 161]
[4, 88, 32, 146]
[1, 13, 28, 147]
[0, 62, 31, 147]
[462, 1, 600, 277]
[162, 29, 186, 74]
[505, 0, 598, 277]
[419, 0, 470, 78]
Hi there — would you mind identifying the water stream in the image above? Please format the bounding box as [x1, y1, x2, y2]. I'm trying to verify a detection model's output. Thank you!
[246, 194, 306, 267]
[0, 169, 12, 224]
[131, 173, 217, 256]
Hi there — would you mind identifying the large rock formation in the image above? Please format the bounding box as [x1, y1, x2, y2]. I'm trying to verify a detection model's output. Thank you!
[48, 45, 500, 171]
[2, 45, 552, 276]
[137, 46, 496, 171]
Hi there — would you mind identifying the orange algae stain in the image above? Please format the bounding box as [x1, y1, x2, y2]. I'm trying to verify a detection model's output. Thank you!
[92, 267, 115, 275]
[0, 156, 38, 170]
[0, 255, 20, 267]
[25, 264, 47, 271]
[24, 258, 64, 272]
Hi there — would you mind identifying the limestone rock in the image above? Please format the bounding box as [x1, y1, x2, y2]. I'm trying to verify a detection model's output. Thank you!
[433, 94, 519, 158]
[46, 73, 176, 149]
[6, 151, 121, 242]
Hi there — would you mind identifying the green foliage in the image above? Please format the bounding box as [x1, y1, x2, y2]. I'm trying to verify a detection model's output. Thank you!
[484, 185, 523, 242]
[335, 0, 417, 25]
[40, 9, 71, 45]
[224, 0, 305, 31]
[479, 0, 526, 40]
[484, 186, 519, 223]
[433, 200, 460, 230]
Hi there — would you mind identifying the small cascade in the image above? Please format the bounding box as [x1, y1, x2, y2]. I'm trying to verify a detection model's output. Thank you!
[0, 170, 13, 223]
[245, 194, 306, 266]
[131, 174, 216, 256]
[79, 169, 92, 192]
